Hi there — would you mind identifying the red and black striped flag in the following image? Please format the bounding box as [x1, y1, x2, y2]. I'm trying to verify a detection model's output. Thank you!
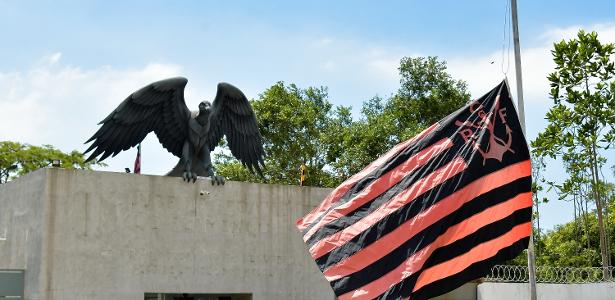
[134, 143, 141, 174]
[296, 81, 532, 300]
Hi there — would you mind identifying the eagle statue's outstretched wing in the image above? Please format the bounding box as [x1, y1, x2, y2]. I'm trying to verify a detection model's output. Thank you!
[84, 77, 191, 162]
[207, 83, 265, 175]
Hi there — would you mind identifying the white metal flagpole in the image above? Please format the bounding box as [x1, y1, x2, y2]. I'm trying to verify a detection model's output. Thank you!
[510, 0, 537, 299]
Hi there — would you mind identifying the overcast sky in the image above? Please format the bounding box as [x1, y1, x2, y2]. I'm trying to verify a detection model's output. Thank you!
[1, 0, 615, 230]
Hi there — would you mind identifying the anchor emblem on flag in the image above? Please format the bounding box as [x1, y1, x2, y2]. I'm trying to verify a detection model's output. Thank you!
[455, 95, 515, 165]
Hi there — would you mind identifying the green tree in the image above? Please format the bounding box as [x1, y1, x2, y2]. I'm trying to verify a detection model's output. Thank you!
[0, 141, 104, 183]
[218, 56, 470, 188]
[328, 56, 470, 179]
[215, 82, 347, 187]
[392, 56, 470, 139]
[323, 96, 399, 180]
[508, 184, 615, 268]
[539, 190, 615, 267]
[532, 30, 615, 271]
[540, 214, 603, 267]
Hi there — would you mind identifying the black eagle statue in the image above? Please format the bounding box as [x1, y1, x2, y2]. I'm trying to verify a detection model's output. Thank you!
[84, 77, 265, 184]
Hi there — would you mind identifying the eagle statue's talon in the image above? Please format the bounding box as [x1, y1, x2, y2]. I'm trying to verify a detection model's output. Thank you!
[182, 171, 197, 183]
[209, 174, 225, 185]
[83, 77, 265, 184]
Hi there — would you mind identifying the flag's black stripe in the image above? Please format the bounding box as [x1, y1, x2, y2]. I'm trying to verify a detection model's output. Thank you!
[300, 127, 441, 236]
[373, 236, 529, 300]
[306, 128, 529, 249]
[314, 164, 465, 270]
[301, 83, 511, 237]
[316, 171, 530, 274]
[328, 178, 531, 295]
[424, 208, 532, 270]
[407, 237, 530, 300]
[304, 140, 456, 247]
[374, 213, 529, 300]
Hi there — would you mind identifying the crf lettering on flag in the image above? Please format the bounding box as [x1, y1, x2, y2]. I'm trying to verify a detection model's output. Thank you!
[296, 81, 532, 300]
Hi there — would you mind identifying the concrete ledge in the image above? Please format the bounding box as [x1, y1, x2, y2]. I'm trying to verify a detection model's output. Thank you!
[1, 169, 335, 300]
[477, 282, 615, 300]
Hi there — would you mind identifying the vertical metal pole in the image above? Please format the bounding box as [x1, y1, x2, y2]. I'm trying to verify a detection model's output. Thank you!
[511, 0, 526, 131]
[511, 1, 537, 299]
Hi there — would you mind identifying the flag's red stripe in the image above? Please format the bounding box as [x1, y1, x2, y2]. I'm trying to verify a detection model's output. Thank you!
[309, 157, 467, 259]
[323, 160, 531, 281]
[302, 138, 453, 242]
[338, 208, 531, 300]
[134, 154, 141, 174]
[296, 123, 439, 231]
[412, 222, 531, 292]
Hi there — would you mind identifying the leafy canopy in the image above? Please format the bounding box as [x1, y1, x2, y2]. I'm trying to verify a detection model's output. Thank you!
[215, 82, 345, 187]
[531, 30, 615, 270]
[216, 56, 470, 187]
[0, 141, 104, 183]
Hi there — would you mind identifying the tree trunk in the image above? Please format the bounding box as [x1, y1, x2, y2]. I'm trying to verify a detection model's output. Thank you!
[590, 144, 609, 277]
[604, 193, 612, 266]
[573, 195, 578, 238]
[600, 172, 612, 267]
[583, 187, 591, 249]
[535, 200, 541, 257]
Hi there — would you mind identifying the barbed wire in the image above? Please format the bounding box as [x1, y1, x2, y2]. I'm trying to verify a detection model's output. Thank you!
[484, 265, 615, 283]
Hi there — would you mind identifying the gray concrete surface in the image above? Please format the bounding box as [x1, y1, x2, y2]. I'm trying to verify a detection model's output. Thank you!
[0, 168, 47, 299]
[477, 282, 615, 300]
[433, 282, 477, 300]
[1, 168, 336, 300]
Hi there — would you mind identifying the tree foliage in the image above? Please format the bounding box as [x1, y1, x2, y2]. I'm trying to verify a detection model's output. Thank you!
[532, 30, 615, 269]
[539, 205, 613, 267]
[0, 141, 105, 183]
[327, 57, 470, 179]
[507, 182, 615, 267]
[215, 82, 346, 187]
[394, 56, 470, 135]
[519, 191, 615, 267]
[216, 56, 469, 187]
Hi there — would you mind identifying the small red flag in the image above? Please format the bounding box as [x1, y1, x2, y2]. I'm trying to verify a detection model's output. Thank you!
[134, 144, 141, 174]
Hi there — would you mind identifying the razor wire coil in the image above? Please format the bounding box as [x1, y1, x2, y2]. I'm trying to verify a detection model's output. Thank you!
[484, 265, 615, 283]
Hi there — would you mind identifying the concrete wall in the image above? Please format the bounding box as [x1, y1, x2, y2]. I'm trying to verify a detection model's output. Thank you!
[0, 168, 47, 299]
[1, 168, 336, 300]
[477, 282, 615, 300]
[433, 282, 477, 300]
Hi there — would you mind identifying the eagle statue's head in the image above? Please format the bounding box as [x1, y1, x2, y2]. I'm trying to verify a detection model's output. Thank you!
[199, 101, 211, 112]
